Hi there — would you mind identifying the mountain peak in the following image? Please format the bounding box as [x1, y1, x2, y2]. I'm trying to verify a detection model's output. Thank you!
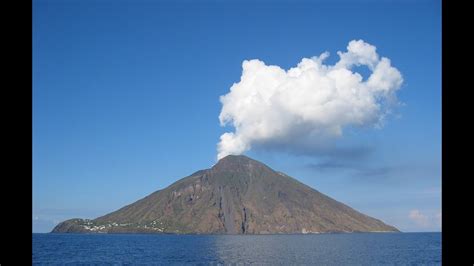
[212, 154, 271, 173]
[217, 154, 254, 164]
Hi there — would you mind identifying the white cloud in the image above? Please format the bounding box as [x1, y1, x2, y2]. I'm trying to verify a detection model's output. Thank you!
[409, 209, 441, 230]
[217, 40, 403, 160]
[408, 210, 430, 227]
[436, 210, 441, 227]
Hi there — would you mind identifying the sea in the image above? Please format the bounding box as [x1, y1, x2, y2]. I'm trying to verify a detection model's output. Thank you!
[33, 232, 441, 265]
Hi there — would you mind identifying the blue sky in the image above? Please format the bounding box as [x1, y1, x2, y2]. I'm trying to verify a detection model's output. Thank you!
[33, 0, 441, 232]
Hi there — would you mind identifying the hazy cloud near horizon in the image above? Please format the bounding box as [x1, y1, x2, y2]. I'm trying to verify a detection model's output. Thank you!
[408, 209, 441, 230]
[217, 40, 403, 160]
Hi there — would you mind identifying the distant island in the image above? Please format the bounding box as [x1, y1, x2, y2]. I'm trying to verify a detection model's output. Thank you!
[52, 155, 398, 234]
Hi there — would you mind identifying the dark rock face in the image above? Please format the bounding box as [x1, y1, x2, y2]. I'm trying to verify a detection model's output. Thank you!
[52, 155, 399, 234]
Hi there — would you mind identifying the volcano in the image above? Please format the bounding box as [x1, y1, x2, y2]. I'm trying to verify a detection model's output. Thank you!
[52, 155, 398, 234]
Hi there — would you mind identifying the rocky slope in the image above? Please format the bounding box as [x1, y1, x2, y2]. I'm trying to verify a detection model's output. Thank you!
[52, 155, 398, 234]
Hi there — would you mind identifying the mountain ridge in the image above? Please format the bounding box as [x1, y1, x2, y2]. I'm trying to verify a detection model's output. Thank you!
[52, 155, 399, 234]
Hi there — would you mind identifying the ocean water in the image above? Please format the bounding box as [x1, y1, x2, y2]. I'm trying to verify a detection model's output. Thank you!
[33, 232, 440, 265]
